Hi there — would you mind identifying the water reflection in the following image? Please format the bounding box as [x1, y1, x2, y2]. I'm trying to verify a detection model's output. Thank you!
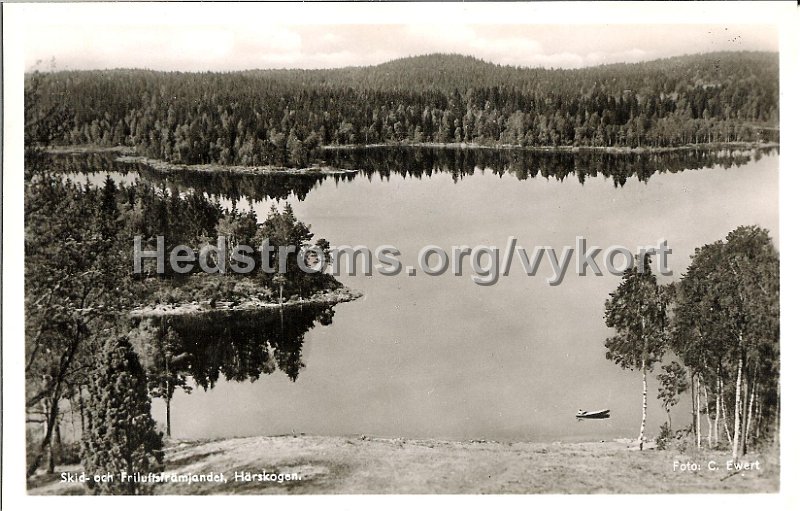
[47, 146, 776, 203]
[138, 167, 332, 202]
[320, 146, 771, 186]
[134, 304, 336, 389]
[44, 152, 144, 175]
[96, 146, 777, 441]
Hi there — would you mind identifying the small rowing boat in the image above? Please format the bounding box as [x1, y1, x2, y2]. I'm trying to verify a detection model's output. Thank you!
[576, 409, 611, 419]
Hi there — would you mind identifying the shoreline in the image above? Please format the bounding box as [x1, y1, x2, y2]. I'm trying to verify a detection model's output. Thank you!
[116, 154, 361, 176]
[320, 140, 779, 154]
[130, 287, 362, 318]
[45, 140, 779, 177]
[28, 434, 779, 495]
[46, 144, 139, 155]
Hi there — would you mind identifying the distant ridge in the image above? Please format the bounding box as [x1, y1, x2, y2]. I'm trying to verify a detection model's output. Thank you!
[228, 50, 779, 93]
[45, 50, 778, 75]
[38, 52, 780, 101]
[371, 53, 498, 70]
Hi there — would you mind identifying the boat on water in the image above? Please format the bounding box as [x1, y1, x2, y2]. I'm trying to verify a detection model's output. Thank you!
[575, 408, 611, 419]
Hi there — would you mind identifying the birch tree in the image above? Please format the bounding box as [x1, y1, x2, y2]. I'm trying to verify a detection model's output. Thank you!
[718, 226, 779, 460]
[604, 256, 671, 450]
[672, 226, 778, 460]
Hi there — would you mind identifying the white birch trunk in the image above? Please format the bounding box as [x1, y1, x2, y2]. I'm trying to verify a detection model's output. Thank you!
[714, 375, 721, 446]
[720, 385, 733, 445]
[754, 394, 763, 441]
[694, 375, 702, 448]
[691, 373, 698, 446]
[703, 381, 713, 447]
[732, 349, 744, 462]
[637, 357, 647, 451]
[745, 379, 757, 448]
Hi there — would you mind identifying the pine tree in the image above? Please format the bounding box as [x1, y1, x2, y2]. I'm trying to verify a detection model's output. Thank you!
[81, 335, 164, 495]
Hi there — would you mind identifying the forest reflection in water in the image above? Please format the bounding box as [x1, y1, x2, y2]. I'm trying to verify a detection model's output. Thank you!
[132, 304, 336, 391]
[50, 145, 775, 204]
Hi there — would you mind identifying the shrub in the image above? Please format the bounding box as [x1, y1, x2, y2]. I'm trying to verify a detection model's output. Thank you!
[656, 422, 672, 450]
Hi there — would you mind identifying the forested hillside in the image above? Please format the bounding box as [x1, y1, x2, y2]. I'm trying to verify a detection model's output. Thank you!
[27, 52, 778, 167]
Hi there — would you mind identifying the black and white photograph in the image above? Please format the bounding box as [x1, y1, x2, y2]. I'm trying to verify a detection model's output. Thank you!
[2, 1, 797, 505]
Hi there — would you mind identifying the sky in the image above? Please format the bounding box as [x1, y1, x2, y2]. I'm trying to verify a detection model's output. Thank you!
[20, 5, 778, 72]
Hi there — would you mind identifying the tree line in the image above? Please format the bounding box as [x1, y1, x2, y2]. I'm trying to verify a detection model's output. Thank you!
[604, 226, 779, 460]
[28, 52, 778, 168]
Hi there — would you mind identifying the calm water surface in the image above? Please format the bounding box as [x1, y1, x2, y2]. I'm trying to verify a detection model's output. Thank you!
[56, 148, 779, 442]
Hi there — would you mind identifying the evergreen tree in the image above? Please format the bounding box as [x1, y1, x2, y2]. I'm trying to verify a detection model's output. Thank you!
[81, 335, 164, 495]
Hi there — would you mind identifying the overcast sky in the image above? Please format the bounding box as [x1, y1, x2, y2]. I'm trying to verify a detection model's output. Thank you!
[22, 8, 778, 72]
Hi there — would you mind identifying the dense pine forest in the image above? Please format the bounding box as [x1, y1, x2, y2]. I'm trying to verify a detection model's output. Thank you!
[27, 52, 778, 168]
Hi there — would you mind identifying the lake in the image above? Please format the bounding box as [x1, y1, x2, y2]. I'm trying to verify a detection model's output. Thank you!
[56, 146, 779, 442]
